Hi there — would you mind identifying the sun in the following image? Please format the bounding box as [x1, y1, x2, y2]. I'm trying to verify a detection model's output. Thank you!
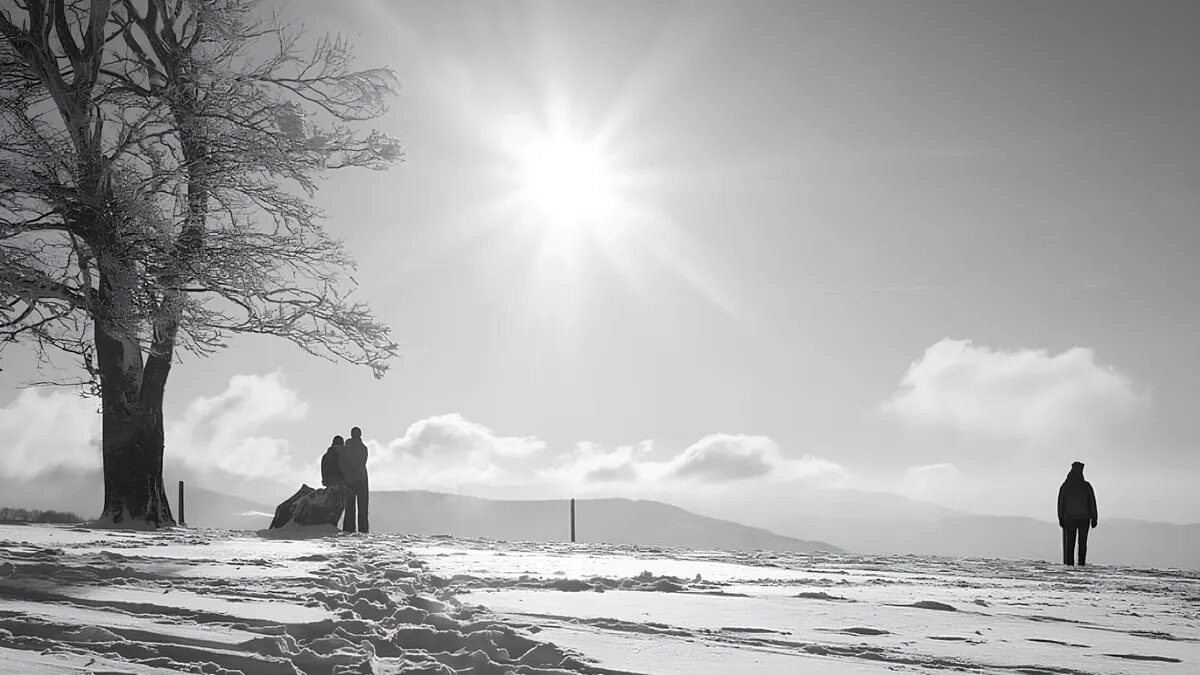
[513, 132, 618, 234]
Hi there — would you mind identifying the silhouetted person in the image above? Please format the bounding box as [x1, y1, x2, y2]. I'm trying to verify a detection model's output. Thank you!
[1058, 461, 1098, 566]
[321, 436, 344, 488]
[339, 426, 369, 533]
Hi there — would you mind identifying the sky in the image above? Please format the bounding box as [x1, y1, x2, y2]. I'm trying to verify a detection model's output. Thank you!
[3, 0, 1200, 524]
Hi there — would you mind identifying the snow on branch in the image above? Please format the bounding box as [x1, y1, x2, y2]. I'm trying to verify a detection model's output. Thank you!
[0, 0, 402, 386]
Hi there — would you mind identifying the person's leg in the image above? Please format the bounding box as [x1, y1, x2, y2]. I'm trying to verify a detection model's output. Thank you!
[342, 485, 357, 533]
[356, 480, 369, 534]
[1077, 521, 1090, 566]
[1062, 524, 1077, 565]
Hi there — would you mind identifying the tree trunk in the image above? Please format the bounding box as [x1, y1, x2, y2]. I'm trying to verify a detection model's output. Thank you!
[93, 268, 176, 527]
[98, 386, 175, 526]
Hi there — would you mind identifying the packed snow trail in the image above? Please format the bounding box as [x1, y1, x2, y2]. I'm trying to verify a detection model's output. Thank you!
[0, 524, 629, 674]
[0, 525, 1197, 674]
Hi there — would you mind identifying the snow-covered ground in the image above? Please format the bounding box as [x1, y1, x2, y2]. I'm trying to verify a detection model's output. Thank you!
[0, 524, 1195, 674]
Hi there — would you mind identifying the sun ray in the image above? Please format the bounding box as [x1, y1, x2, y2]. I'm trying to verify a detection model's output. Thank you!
[364, 0, 744, 337]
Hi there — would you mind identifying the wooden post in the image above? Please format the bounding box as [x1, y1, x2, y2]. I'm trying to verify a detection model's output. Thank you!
[570, 498, 576, 543]
[178, 481, 186, 527]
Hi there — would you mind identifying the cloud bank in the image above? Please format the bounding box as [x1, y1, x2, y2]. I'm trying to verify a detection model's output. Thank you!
[367, 414, 546, 489]
[881, 339, 1144, 445]
[0, 372, 310, 495]
[662, 434, 845, 484]
[0, 372, 847, 503]
[0, 388, 100, 478]
[167, 372, 309, 481]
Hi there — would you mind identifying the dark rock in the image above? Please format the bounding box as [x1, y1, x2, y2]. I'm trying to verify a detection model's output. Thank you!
[268, 485, 344, 529]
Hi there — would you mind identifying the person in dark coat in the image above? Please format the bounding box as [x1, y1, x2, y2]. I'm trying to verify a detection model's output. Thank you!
[339, 426, 370, 533]
[321, 436, 345, 488]
[1058, 461, 1098, 566]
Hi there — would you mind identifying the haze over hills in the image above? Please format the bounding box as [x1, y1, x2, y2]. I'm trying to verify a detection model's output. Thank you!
[0, 471, 275, 531]
[680, 486, 971, 526]
[770, 515, 1200, 570]
[298, 487, 1200, 569]
[373, 490, 842, 553]
[210, 488, 842, 554]
[705, 489, 1200, 570]
[11, 470, 1197, 569]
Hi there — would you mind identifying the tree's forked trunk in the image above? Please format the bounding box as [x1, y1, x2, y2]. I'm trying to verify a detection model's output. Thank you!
[93, 284, 176, 527]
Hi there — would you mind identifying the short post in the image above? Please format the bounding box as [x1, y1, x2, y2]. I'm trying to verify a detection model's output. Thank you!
[178, 480, 186, 527]
[570, 498, 576, 543]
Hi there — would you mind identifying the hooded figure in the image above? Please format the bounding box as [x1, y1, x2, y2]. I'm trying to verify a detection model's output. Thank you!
[1057, 461, 1098, 566]
[321, 436, 345, 487]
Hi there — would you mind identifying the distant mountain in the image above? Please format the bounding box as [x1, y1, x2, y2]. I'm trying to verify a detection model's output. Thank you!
[765, 512, 1200, 570]
[0, 467, 287, 527]
[671, 486, 1200, 569]
[372, 490, 841, 553]
[0, 468, 102, 517]
[784, 488, 970, 522]
[18, 471, 1197, 569]
[224, 487, 841, 554]
[182, 485, 276, 529]
[678, 487, 969, 532]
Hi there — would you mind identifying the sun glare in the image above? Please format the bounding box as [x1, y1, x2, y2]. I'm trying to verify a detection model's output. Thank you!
[515, 133, 617, 232]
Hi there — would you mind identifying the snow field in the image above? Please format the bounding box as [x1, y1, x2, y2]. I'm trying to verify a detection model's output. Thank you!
[0, 525, 625, 674]
[0, 524, 1196, 674]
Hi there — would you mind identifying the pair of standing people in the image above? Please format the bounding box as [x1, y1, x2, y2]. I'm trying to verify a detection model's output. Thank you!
[321, 427, 370, 533]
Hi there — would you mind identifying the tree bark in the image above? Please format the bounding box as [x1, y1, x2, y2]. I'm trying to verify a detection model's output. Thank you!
[93, 265, 176, 527]
[98, 380, 175, 527]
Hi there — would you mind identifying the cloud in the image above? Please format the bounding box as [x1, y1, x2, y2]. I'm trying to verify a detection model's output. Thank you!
[535, 435, 847, 493]
[367, 414, 546, 489]
[539, 441, 653, 485]
[168, 371, 309, 482]
[900, 463, 963, 500]
[881, 339, 1144, 444]
[0, 374, 848, 503]
[380, 414, 545, 460]
[662, 434, 847, 485]
[0, 388, 100, 478]
[666, 434, 776, 482]
[0, 372, 310, 492]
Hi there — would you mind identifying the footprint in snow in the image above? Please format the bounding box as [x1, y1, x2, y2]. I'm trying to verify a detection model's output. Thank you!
[1104, 653, 1183, 663]
[1028, 638, 1090, 648]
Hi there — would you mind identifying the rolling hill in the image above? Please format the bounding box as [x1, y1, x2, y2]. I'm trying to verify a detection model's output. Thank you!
[223, 487, 842, 553]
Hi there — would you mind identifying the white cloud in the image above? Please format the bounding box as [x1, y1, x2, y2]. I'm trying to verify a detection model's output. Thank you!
[0, 388, 99, 478]
[900, 462, 963, 500]
[378, 413, 545, 459]
[366, 414, 546, 489]
[661, 434, 847, 485]
[172, 371, 308, 441]
[168, 371, 308, 482]
[529, 433, 848, 496]
[775, 455, 850, 483]
[0, 375, 849, 502]
[535, 433, 847, 489]
[539, 441, 653, 485]
[666, 434, 777, 482]
[881, 339, 1144, 445]
[0, 372, 311, 490]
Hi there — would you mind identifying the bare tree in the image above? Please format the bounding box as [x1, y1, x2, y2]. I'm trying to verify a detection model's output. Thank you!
[0, 0, 401, 525]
